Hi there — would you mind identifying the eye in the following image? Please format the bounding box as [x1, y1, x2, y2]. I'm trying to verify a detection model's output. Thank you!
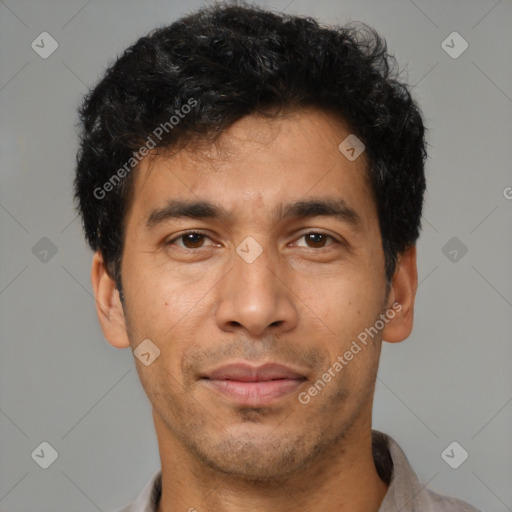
[166, 231, 342, 251]
[166, 231, 214, 249]
[293, 232, 339, 249]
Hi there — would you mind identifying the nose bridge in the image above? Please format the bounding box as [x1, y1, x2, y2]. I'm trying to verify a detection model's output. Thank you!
[215, 239, 297, 335]
[235, 241, 279, 295]
[232, 240, 282, 311]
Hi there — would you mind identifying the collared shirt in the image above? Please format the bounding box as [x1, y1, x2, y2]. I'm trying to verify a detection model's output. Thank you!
[113, 430, 481, 512]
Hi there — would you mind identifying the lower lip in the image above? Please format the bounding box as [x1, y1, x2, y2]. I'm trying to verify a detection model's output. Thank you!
[201, 378, 306, 406]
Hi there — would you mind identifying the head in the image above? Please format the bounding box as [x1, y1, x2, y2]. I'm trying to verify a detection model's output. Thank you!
[75, 3, 426, 481]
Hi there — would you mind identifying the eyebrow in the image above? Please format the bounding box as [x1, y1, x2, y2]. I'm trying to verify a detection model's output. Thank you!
[145, 197, 362, 231]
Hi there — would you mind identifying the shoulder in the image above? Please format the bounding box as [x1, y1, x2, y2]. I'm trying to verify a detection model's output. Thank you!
[424, 487, 482, 511]
[375, 430, 482, 512]
[110, 507, 131, 512]
[108, 469, 162, 512]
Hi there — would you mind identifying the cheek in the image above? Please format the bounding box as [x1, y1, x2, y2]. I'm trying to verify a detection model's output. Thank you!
[302, 273, 385, 378]
[127, 260, 202, 325]
[302, 268, 383, 325]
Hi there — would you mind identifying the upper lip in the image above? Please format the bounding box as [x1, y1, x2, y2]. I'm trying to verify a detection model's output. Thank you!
[202, 362, 307, 382]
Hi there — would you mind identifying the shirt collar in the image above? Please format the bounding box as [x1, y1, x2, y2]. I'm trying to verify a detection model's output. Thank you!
[377, 430, 428, 511]
[127, 467, 161, 512]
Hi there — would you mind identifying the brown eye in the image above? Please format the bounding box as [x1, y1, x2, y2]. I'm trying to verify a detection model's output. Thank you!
[181, 233, 205, 248]
[305, 233, 330, 248]
[167, 232, 211, 249]
[296, 232, 337, 249]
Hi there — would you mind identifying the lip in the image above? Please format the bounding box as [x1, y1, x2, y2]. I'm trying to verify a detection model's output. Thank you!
[200, 362, 307, 407]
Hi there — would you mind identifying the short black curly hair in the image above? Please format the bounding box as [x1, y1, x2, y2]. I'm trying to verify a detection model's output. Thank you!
[74, 2, 427, 297]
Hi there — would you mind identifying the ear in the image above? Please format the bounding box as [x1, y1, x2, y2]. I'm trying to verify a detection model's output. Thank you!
[91, 251, 130, 349]
[381, 245, 418, 344]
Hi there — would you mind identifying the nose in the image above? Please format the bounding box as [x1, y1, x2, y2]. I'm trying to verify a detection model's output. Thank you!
[215, 246, 299, 337]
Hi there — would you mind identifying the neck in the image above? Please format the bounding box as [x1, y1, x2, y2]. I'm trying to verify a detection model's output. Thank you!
[154, 413, 388, 512]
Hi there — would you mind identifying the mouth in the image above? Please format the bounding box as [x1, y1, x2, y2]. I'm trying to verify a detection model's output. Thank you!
[200, 362, 308, 407]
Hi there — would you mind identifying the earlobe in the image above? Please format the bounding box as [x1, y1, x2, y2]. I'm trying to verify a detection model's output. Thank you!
[90, 251, 131, 349]
[381, 245, 418, 344]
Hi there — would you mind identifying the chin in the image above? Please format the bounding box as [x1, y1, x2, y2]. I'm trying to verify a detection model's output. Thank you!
[189, 430, 321, 482]
[204, 453, 299, 482]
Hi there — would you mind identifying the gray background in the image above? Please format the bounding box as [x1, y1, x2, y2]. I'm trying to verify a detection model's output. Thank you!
[1, 0, 511, 510]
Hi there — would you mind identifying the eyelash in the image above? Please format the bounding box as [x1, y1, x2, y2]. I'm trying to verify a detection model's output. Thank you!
[166, 230, 343, 250]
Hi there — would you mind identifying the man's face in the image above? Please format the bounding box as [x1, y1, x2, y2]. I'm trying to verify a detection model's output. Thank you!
[116, 109, 392, 479]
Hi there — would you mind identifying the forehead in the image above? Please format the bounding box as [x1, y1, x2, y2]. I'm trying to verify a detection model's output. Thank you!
[127, 109, 376, 231]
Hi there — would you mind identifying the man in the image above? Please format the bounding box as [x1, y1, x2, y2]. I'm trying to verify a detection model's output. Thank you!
[74, 3, 481, 511]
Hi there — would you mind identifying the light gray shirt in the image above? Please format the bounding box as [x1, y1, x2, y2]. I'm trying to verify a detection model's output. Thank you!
[113, 430, 481, 512]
